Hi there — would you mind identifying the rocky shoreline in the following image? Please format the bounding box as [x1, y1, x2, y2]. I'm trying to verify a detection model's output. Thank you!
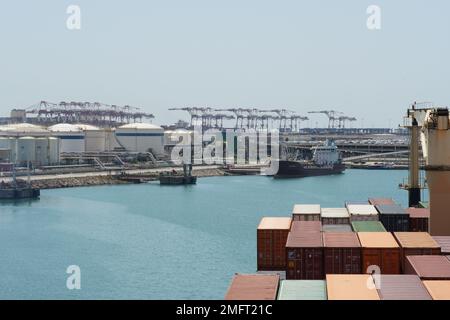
[29, 167, 227, 189]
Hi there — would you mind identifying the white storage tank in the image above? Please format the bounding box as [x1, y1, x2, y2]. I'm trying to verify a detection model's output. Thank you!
[35, 137, 49, 166]
[18, 136, 36, 166]
[115, 123, 164, 155]
[48, 123, 85, 153]
[48, 137, 60, 164]
[9, 138, 18, 163]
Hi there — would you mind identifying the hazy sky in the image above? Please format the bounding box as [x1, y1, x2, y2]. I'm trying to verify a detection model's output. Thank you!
[1, 1, 449, 127]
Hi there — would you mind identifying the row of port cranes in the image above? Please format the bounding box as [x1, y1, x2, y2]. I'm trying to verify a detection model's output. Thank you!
[169, 107, 357, 131]
[23, 101, 155, 127]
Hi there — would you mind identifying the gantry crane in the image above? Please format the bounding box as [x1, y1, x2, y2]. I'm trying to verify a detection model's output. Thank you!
[337, 116, 357, 128]
[27, 100, 154, 125]
[308, 110, 344, 128]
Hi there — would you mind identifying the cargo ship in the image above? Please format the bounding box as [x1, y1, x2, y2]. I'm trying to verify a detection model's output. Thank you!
[274, 140, 345, 178]
[0, 166, 40, 200]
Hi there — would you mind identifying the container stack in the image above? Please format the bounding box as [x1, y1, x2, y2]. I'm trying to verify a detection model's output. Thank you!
[292, 204, 321, 221]
[321, 208, 350, 225]
[357, 232, 400, 274]
[423, 281, 450, 300]
[323, 232, 361, 274]
[407, 208, 430, 232]
[393, 232, 441, 271]
[351, 221, 386, 232]
[225, 274, 279, 300]
[286, 221, 324, 280]
[226, 197, 450, 300]
[257, 217, 292, 271]
[326, 274, 380, 300]
[375, 275, 432, 300]
[368, 198, 395, 206]
[433, 236, 450, 255]
[277, 280, 326, 300]
[405, 256, 450, 280]
[375, 204, 410, 232]
[346, 204, 379, 222]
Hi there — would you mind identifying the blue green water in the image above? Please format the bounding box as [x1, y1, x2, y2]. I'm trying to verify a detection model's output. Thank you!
[0, 170, 422, 299]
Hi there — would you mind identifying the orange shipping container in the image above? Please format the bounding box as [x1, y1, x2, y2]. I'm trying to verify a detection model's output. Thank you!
[257, 217, 292, 271]
[326, 274, 380, 300]
[225, 274, 279, 300]
[357, 232, 400, 274]
[393, 232, 441, 271]
[423, 281, 450, 300]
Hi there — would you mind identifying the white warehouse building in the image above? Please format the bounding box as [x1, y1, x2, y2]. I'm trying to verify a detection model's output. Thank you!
[115, 123, 164, 155]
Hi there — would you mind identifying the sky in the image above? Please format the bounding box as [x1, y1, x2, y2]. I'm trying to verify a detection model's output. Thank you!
[0, 0, 449, 128]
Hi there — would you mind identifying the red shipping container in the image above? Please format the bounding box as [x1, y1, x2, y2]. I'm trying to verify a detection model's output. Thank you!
[290, 220, 322, 233]
[432, 236, 450, 255]
[257, 217, 292, 271]
[406, 208, 429, 232]
[405, 256, 450, 280]
[286, 231, 323, 280]
[323, 232, 362, 274]
[369, 198, 396, 206]
[393, 232, 441, 272]
[225, 274, 279, 300]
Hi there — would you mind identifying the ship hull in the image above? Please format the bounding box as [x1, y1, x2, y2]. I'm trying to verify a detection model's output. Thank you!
[0, 188, 40, 200]
[274, 161, 345, 178]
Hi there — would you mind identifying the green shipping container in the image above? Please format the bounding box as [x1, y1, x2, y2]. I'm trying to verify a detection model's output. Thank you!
[277, 280, 327, 300]
[351, 221, 387, 232]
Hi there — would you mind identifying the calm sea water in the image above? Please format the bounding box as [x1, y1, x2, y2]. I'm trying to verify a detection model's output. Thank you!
[0, 169, 423, 299]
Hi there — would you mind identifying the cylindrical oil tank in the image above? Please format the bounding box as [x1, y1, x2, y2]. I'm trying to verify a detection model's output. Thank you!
[84, 129, 106, 152]
[48, 124, 85, 153]
[48, 137, 60, 164]
[9, 137, 18, 163]
[35, 137, 50, 166]
[115, 123, 164, 155]
[18, 136, 36, 166]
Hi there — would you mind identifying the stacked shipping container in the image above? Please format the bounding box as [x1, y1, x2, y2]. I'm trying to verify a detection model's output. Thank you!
[326, 275, 380, 300]
[423, 281, 450, 300]
[368, 198, 395, 206]
[405, 256, 450, 280]
[432, 236, 450, 255]
[351, 221, 386, 232]
[225, 274, 279, 300]
[393, 232, 441, 271]
[323, 232, 361, 274]
[286, 221, 323, 280]
[357, 232, 401, 274]
[321, 208, 350, 225]
[292, 204, 321, 221]
[376, 204, 410, 232]
[347, 204, 379, 222]
[407, 208, 429, 232]
[257, 217, 292, 271]
[375, 275, 432, 300]
[277, 280, 326, 300]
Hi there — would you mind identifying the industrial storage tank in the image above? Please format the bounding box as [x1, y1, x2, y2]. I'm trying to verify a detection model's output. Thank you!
[0, 123, 49, 137]
[115, 123, 164, 155]
[48, 123, 85, 153]
[17, 136, 36, 166]
[35, 137, 49, 167]
[48, 137, 60, 164]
